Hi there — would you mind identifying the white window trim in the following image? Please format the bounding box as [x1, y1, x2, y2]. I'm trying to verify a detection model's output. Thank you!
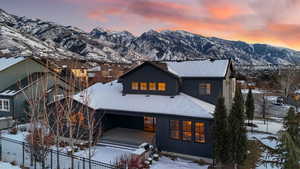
[0, 99, 10, 112]
[53, 94, 64, 102]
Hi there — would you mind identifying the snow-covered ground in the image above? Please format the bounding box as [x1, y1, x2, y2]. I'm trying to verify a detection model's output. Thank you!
[151, 156, 208, 169]
[247, 119, 283, 135]
[0, 162, 21, 169]
[74, 145, 133, 164]
[1, 129, 207, 169]
[247, 119, 283, 169]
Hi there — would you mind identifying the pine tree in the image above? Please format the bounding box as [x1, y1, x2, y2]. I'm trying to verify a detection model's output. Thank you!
[245, 88, 255, 125]
[213, 97, 230, 167]
[228, 86, 247, 168]
[277, 131, 300, 169]
[284, 107, 300, 147]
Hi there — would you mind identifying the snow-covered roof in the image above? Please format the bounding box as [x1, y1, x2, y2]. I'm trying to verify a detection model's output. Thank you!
[88, 66, 101, 72]
[0, 57, 26, 72]
[73, 82, 214, 118]
[295, 89, 300, 94]
[165, 60, 230, 77]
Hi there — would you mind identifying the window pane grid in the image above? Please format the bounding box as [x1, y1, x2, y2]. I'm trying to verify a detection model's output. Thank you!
[158, 82, 166, 91]
[195, 122, 205, 143]
[149, 82, 156, 91]
[170, 120, 180, 139]
[199, 83, 211, 95]
[0, 99, 10, 112]
[131, 82, 139, 90]
[183, 121, 192, 141]
[140, 82, 147, 90]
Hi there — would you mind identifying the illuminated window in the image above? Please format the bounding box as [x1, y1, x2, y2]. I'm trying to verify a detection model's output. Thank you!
[182, 121, 192, 141]
[144, 117, 156, 132]
[170, 120, 180, 139]
[195, 122, 205, 143]
[158, 82, 166, 91]
[140, 82, 147, 90]
[131, 82, 139, 90]
[149, 82, 156, 91]
[199, 83, 211, 95]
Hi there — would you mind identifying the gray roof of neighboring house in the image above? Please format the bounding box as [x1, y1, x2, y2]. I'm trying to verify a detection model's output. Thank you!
[0, 72, 45, 96]
[0, 57, 26, 72]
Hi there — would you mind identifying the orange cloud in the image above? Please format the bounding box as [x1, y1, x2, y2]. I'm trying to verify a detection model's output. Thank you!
[69, 0, 300, 50]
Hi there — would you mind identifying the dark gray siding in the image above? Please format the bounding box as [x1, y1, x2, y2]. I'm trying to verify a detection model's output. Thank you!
[96, 109, 213, 158]
[156, 115, 213, 158]
[0, 96, 13, 117]
[122, 64, 179, 96]
[181, 78, 223, 105]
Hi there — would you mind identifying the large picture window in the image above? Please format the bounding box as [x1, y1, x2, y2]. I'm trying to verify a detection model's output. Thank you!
[170, 120, 180, 139]
[195, 122, 205, 143]
[0, 99, 10, 112]
[182, 121, 192, 141]
[158, 82, 166, 91]
[199, 83, 211, 95]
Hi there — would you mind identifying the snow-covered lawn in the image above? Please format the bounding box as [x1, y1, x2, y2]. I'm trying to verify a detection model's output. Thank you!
[247, 119, 283, 135]
[0, 162, 21, 169]
[151, 156, 208, 169]
[247, 119, 283, 169]
[1, 129, 210, 169]
[75, 145, 133, 164]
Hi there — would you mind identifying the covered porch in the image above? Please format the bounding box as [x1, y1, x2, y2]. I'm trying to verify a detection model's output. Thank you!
[101, 113, 157, 146]
[101, 127, 155, 146]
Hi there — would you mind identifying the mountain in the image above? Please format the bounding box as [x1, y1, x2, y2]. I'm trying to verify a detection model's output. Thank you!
[1, 8, 300, 65]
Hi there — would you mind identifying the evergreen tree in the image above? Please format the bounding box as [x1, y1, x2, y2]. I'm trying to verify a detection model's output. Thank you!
[213, 97, 230, 166]
[277, 131, 300, 169]
[245, 88, 255, 124]
[228, 86, 247, 168]
[284, 107, 300, 146]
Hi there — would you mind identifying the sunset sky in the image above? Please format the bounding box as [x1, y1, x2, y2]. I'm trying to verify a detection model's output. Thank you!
[2, 0, 300, 50]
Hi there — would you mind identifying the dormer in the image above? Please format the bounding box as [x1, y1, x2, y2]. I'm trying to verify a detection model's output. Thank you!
[119, 62, 180, 96]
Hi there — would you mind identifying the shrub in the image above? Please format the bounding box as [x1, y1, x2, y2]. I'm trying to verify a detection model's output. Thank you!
[9, 127, 18, 135]
[10, 161, 17, 166]
[114, 154, 146, 169]
[26, 128, 54, 162]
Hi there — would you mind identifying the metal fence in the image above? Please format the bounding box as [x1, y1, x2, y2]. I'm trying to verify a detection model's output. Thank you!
[0, 136, 120, 169]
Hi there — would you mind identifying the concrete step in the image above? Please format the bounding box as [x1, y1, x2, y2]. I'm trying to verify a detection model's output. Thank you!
[97, 139, 139, 151]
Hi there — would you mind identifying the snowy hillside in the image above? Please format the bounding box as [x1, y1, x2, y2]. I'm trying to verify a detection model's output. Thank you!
[1, 8, 300, 65]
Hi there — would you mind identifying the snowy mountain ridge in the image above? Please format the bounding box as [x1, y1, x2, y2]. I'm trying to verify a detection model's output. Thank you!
[0, 8, 300, 65]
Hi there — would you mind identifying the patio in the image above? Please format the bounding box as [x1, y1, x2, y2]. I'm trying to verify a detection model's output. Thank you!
[101, 127, 155, 146]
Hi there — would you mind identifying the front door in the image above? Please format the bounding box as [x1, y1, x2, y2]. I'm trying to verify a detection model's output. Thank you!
[144, 116, 156, 132]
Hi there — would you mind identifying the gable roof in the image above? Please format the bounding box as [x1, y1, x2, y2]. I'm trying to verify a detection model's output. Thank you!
[73, 81, 215, 119]
[0, 57, 27, 72]
[119, 61, 179, 80]
[165, 59, 230, 78]
[0, 72, 46, 96]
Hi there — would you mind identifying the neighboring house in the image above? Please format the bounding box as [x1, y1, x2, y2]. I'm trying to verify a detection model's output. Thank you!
[0, 57, 71, 121]
[70, 59, 235, 158]
[49, 60, 92, 83]
[87, 63, 133, 85]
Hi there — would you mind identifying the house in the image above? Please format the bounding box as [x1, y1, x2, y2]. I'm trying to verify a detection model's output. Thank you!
[70, 59, 235, 158]
[87, 63, 133, 84]
[48, 59, 95, 85]
[0, 56, 71, 121]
